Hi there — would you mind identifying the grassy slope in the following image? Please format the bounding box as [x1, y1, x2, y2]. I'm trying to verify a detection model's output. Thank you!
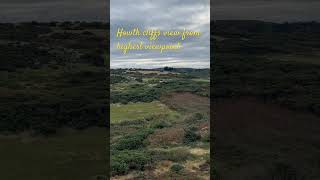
[110, 70, 210, 179]
[111, 102, 178, 124]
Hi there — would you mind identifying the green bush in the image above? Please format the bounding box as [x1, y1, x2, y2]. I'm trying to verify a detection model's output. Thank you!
[111, 129, 154, 151]
[170, 163, 184, 173]
[185, 113, 206, 124]
[111, 161, 128, 175]
[152, 120, 171, 129]
[193, 113, 204, 120]
[111, 150, 151, 175]
[183, 126, 201, 144]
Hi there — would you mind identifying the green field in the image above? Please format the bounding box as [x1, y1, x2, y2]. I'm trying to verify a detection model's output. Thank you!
[111, 101, 179, 124]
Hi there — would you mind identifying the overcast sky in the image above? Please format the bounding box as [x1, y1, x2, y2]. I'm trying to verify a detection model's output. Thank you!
[110, 0, 210, 69]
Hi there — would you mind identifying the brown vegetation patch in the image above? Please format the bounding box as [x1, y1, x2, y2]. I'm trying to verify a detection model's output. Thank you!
[183, 160, 210, 180]
[198, 122, 209, 137]
[147, 127, 185, 147]
[152, 160, 172, 177]
[161, 92, 209, 114]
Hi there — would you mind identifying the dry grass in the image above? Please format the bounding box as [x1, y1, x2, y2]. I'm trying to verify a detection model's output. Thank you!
[148, 127, 185, 147]
[161, 92, 209, 114]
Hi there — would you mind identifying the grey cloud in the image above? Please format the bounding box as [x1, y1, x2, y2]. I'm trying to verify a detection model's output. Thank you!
[111, 0, 210, 69]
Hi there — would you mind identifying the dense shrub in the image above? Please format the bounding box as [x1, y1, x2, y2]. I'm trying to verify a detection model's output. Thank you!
[184, 113, 206, 124]
[110, 74, 209, 104]
[111, 150, 151, 175]
[111, 88, 160, 104]
[110, 74, 128, 84]
[170, 163, 184, 173]
[151, 120, 172, 129]
[111, 129, 154, 151]
[183, 126, 201, 144]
